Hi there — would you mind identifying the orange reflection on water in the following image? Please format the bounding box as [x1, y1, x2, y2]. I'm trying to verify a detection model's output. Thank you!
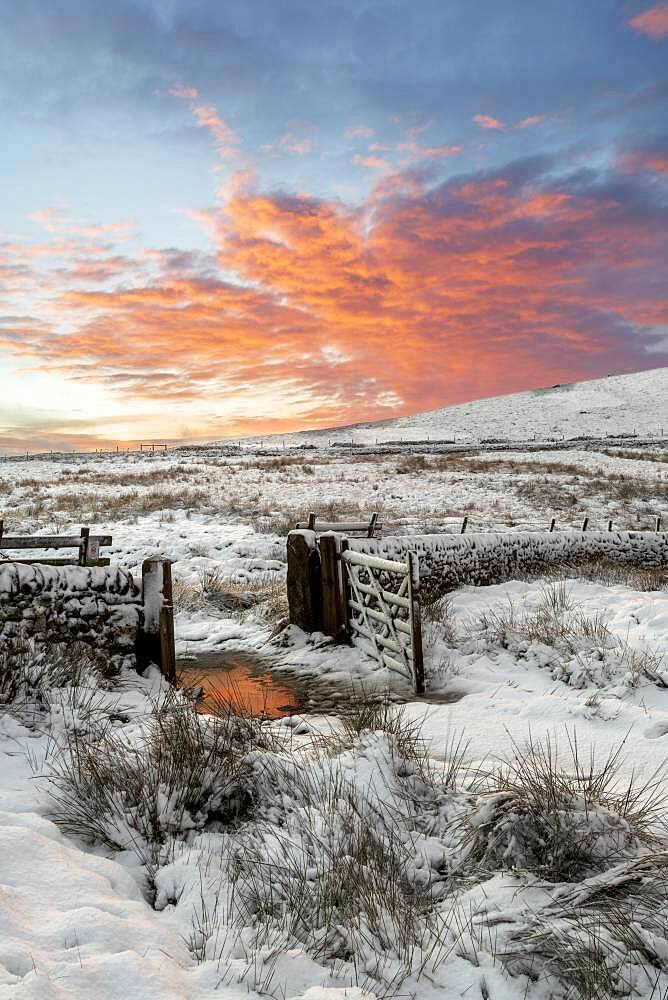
[179, 662, 300, 718]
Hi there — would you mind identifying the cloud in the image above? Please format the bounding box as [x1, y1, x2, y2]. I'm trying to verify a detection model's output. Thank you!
[30, 207, 136, 240]
[617, 148, 668, 176]
[168, 82, 199, 99]
[192, 105, 240, 160]
[345, 125, 375, 141]
[473, 114, 505, 131]
[516, 114, 546, 129]
[2, 152, 667, 437]
[352, 154, 390, 171]
[260, 125, 315, 156]
[628, 4, 668, 38]
[473, 113, 547, 133]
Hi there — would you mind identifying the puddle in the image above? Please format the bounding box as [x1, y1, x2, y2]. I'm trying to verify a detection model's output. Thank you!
[178, 650, 303, 718]
[177, 649, 467, 719]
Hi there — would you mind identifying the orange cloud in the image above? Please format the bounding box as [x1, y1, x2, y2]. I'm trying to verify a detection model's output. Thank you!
[628, 4, 668, 38]
[2, 156, 667, 437]
[473, 114, 505, 131]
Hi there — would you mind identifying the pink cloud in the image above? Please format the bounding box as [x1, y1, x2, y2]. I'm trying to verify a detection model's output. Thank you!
[474, 112, 547, 133]
[628, 4, 668, 38]
[169, 82, 199, 99]
[192, 105, 240, 159]
[473, 114, 505, 131]
[352, 154, 390, 171]
[516, 114, 545, 129]
[617, 149, 668, 176]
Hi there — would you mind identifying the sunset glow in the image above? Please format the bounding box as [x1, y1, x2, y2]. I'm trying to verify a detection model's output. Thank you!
[1, 2, 667, 452]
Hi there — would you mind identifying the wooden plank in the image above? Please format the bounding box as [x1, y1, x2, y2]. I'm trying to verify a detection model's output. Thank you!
[348, 599, 411, 635]
[381, 650, 409, 676]
[341, 550, 407, 574]
[350, 622, 404, 655]
[319, 534, 342, 638]
[407, 551, 425, 695]
[0, 534, 112, 549]
[295, 520, 384, 533]
[340, 538, 352, 641]
[353, 579, 411, 609]
[79, 527, 90, 566]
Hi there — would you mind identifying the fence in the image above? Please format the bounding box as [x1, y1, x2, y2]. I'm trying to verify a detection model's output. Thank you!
[295, 511, 382, 537]
[0, 523, 112, 566]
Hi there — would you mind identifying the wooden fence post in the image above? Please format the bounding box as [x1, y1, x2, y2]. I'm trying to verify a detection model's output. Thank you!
[407, 551, 425, 695]
[78, 527, 90, 566]
[549, 518, 556, 532]
[320, 534, 344, 639]
[581, 517, 589, 532]
[137, 558, 176, 682]
[657, 515, 662, 531]
[460, 516, 468, 534]
[286, 531, 322, 632]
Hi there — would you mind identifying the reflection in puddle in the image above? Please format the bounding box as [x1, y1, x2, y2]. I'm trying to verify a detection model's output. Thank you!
[178, 649, 467, 719]
[178, 650, 302, 718]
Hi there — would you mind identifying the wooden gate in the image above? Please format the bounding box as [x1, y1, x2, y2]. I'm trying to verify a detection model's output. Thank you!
[339, 543, 424, 695]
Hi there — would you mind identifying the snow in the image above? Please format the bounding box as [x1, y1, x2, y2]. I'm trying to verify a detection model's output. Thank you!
[0, 381, 666, 998]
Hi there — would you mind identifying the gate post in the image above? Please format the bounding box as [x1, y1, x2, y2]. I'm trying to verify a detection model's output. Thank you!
[287, 530, 322, 632]
[137, 558, 176, 682]
[320, 533, 345, 639]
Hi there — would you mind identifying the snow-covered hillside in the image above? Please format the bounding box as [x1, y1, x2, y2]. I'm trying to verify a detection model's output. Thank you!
[238, 367, 667, 447]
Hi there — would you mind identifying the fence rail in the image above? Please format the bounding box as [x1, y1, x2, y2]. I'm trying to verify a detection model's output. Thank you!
[0, 523, 112, 566]
[295, 511, 381, 537]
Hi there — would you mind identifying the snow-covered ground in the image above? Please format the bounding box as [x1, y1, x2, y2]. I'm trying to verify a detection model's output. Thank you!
[1, 424, 667, 998]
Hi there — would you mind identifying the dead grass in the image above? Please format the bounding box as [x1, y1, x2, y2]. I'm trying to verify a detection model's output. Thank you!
[517, 556, 668, 592]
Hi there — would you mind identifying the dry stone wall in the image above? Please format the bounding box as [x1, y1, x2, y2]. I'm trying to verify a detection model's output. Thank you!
[0, 563, 142, 669]
[350, 530, 668, 592]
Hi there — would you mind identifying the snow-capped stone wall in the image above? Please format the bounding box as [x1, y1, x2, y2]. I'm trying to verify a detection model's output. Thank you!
[350, 530, 668, 592]
[0, 563, 142, 669]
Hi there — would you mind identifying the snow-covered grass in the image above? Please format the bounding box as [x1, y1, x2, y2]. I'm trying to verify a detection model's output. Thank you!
[3, 657, 668, 998]
[0, 429, 667, 997]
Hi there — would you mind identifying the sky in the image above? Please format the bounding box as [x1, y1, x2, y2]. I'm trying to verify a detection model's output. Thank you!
[1, 0, 667, 453]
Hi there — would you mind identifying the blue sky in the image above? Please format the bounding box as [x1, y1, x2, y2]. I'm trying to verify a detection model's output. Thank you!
[1, 0, 667, 451]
